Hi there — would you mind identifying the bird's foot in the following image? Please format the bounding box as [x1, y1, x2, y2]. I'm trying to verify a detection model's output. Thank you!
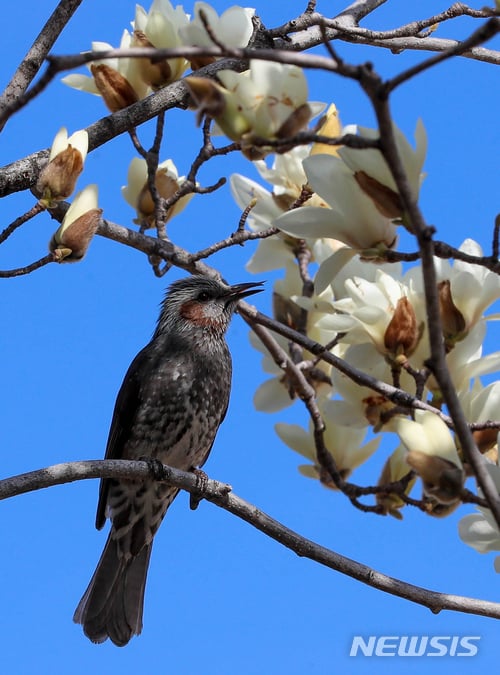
[190, 468, 209, 511]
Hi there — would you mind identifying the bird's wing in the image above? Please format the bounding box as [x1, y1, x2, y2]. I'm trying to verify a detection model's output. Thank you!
[95, 343, 152, 530]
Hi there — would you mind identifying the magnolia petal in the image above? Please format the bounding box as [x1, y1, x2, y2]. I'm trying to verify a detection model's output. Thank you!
[122, 157, 148, 207]
[297, 464, 320, 480]
[277, 206, 341, 239]
[314, 248, 357, 294]
[458, 513, 500, 554]
[62, 73, 100, 95]
[246, 238, 295, 273]
[274, 422, 313, 459]
[62, 184, 99, 229]
[253, 378, 293, 413]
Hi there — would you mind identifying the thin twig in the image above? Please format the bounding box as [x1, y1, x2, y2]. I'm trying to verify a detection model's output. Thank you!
[0, 202, 45, 244]
[0, 254, 54, 277]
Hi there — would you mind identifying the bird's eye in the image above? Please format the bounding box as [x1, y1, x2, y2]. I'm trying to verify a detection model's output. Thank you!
[197, 291, 211, 302]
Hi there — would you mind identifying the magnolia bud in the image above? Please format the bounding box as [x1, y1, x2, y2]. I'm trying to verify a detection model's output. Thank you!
[384, 296, 421, 362]
[36, 128, 88, 206]
[355, 170, 404, 219]
[37, 148, 83, 206]
[49, 185, 101, 262]
[91, 64, 138, 112]
[132, 31, 172, 89]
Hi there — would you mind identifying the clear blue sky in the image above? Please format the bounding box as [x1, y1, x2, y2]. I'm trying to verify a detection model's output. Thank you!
[2, 1, 500, 673]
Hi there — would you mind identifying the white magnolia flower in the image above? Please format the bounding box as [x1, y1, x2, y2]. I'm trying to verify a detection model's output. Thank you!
[180, 3, 254, 50]
[276, 155, 398, 287]
[250, 330, 297, 413]
[187, 60, 319, 159]
[132, 0, 190, 86]
[327, 342, 396, 429]
[459, 464, 500, 572]
[275, 399, 380, 487]
[230, 146, 340, 272]
[121, 157, 192, 226]
[339, 120, 427, 199]
[389, 410, 464, 507]
[427, 321, 500, 397]
[323, 269, 424, 363]
[218, 60, 310, 137]
[250, 264, 333, 413]
[62, 31, 149, 104]
[432, 239, 500, 338]
[390, 410, 461, 468]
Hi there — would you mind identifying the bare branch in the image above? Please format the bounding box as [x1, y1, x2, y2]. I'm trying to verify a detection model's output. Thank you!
[0, 0, 84, 131]
[1, 458, 499, 620]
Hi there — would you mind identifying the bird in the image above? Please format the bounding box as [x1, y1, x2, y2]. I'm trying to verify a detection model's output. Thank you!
[73, 275, 263, 646]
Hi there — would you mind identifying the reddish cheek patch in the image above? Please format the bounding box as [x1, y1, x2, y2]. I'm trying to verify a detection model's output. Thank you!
[180, 300, 214, 327]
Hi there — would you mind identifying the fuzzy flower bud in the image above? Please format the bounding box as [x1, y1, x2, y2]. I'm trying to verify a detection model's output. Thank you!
[49, 184, 101, 262]
[36, 128, 88, 207]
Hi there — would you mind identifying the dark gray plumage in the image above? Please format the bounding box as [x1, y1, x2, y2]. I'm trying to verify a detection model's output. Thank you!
[74, 276, 263, 646]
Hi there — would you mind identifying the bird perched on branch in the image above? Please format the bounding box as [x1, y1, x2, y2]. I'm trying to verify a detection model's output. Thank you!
[74, 275, 263, 646]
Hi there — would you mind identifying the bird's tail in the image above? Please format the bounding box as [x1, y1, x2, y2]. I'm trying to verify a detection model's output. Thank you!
[73, 532, 153, 647]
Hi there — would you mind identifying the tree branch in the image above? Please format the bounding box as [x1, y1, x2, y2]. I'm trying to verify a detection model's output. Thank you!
[1, 458, 499, 620]
[0, 0, 84, 132]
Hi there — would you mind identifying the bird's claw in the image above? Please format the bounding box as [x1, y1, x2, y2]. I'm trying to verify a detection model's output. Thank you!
[190, 468, 209, 510]
[140, 457, 166, 481]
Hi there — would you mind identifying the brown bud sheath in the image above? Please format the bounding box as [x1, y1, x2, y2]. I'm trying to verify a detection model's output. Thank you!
[355, 170, 404, 219]
[438, 280, 466, 342]
[50, 208, 102, 262]
[384, 296, 420, 359]
[36, 146, 84, 204]
[91, 64, 138, 112]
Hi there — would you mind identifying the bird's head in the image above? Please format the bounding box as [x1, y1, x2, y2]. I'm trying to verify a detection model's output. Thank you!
[155, 276, 264, 339]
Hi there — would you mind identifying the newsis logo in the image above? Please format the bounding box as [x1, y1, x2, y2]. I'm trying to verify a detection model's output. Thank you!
[349, 635, 481, 657]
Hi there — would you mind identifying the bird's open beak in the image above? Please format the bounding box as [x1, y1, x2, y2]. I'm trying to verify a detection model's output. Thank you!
[227, 281, 265, 301]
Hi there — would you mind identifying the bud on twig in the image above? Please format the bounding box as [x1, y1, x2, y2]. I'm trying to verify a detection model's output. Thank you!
[36, 128, 88, 207]
[49, 185, 101, 262]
